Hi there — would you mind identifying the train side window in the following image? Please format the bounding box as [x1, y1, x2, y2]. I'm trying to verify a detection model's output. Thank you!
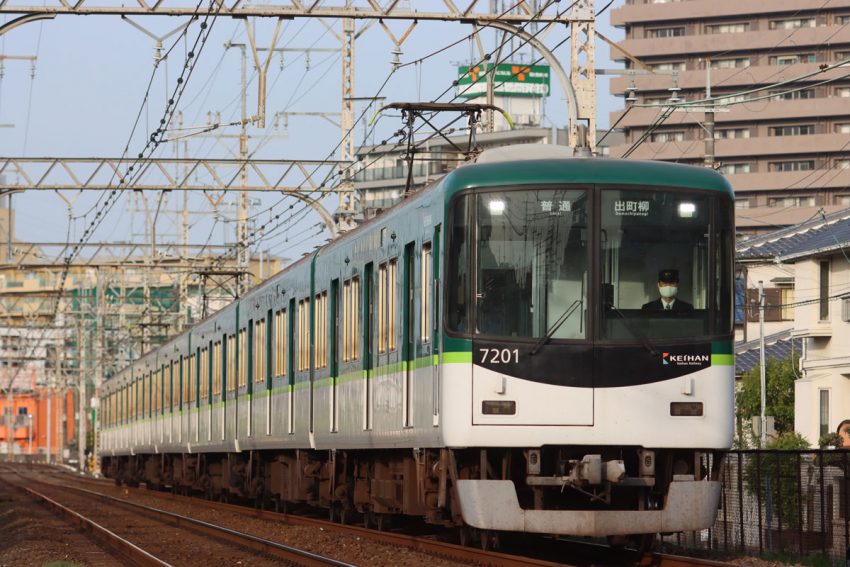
[238, 329, 247, 388]
[298, 299, 310, 371]
[181, 356, 189, 405]
[254, 319, 266, 383]
[377, 260, 397, 353]
[352, 278, 360, 359]
[167, 362, 174, 410]
[421, 243, 432, 343]
[163, 365, 170, 412]
[189, 353, 196, 404]
[213, 341, 222, 397]
[342, 278, 360, 362]
[389, 259, 397, 351]
[274, 310, 287, 377]
[378, 263, 387, 353]
[200, 348, 208, 402]
[227, 334, 236, 392]
[153, 369, 160, 414]
[314, 291, 328, 368]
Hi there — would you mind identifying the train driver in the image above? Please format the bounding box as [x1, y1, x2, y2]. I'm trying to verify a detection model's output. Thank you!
[642, 269, 693, 312]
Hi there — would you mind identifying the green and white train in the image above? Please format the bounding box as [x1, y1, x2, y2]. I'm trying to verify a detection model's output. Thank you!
[100, 146, 735, 543]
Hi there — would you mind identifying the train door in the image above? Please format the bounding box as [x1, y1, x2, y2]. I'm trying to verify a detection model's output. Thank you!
[287, 298, 295, 434]
[363, 262, 374, 430]
[429, 228, 440, 425]
[402, 242, 415, 428]
[330, 279, 340, 432]
[470, 190, 593, 426]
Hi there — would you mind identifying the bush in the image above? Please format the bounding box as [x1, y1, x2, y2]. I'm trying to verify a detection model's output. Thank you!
[743, 432, 810, 529]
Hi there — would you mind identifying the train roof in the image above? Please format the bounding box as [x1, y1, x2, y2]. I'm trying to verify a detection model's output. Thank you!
[444, 157, 734, 198]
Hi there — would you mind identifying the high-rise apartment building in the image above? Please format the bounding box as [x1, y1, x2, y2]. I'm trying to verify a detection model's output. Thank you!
[608, 0, 850, 233]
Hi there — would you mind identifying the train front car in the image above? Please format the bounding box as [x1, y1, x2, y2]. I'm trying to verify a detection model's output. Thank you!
[440, 157, 734, 540]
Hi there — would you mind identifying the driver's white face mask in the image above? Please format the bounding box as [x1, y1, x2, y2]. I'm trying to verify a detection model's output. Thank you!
[659, 285, 678, 298]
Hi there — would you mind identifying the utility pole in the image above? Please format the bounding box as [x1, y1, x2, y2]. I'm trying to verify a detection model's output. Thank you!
[704, 63, 715, 169]
[77, 318, 86, 471]
[336, 15, 358, 232]
[758, 280, 767, 448]
[4, 367, 12, 459]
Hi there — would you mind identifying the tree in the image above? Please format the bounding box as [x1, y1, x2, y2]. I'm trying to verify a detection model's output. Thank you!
[736, 354, 799, 444]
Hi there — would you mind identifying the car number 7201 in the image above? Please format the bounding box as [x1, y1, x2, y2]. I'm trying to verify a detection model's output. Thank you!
[479, 348, 519, 364]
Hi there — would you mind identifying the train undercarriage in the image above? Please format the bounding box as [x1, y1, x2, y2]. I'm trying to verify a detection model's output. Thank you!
[101, 446, 723, 547]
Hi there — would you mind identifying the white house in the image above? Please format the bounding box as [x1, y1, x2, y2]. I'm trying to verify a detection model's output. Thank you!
[736, 209, 850, 446]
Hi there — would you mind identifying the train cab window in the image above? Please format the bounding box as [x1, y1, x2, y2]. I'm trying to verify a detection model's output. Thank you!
[473, 189, 589, 339]
[447, 196, 471, 333]
[600, 189, 712, 340]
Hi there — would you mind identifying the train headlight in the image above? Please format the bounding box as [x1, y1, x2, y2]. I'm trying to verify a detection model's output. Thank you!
[677, 202, 697, 218]
[670, 402, 703, 416]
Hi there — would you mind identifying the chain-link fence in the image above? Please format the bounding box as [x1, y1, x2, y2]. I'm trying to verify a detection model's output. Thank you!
[663, 450, 850, 564]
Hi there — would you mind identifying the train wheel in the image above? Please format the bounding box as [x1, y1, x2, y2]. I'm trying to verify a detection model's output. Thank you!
[363, 510, 375, 529]
[458, 526, 477, 547]
[629, 533, 657, 553]
[374, 513, 390, 531]
[339, 506, 354, 525]
[480, 530, 500, 551]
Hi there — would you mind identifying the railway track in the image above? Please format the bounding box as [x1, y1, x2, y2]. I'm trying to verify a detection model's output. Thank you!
[41, 465, 740, 567]
[2, 466, 355, 567]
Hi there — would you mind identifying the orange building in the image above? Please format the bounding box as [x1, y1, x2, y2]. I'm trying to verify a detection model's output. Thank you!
[0, 389, 75, 459]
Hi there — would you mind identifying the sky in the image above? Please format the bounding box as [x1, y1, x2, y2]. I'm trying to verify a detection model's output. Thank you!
[0, 1, 624, 264]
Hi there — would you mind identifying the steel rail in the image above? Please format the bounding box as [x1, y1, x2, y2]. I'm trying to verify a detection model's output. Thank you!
[22, 485, 173, 567]
[53, 471, 741, 567]
[45, 482, 356, 567]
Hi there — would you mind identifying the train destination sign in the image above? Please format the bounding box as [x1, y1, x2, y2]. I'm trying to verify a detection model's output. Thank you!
[456, 64, 551, 98]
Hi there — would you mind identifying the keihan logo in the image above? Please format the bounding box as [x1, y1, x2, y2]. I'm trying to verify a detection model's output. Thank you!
[662, 352, 711, 366]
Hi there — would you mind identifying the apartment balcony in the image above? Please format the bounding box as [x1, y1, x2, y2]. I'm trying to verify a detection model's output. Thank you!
[615, 26, 850, 60]
[611, 0, 850, 27]
[736, 205, 849, 232]
[609, 98, 850, 130]
[727, 169, 850, 192]
[610, 63, 850, 94]
[792, 325, 833, 338]
[608, 133, 850, 161]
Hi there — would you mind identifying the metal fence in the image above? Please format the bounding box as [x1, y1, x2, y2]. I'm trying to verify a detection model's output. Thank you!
[664, 450, 850, 564]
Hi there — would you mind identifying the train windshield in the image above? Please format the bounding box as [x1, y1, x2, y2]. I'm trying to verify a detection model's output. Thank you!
[448, 189, 589, 338]
[447, 186, 732, 341]
[600, 188, 715, 340]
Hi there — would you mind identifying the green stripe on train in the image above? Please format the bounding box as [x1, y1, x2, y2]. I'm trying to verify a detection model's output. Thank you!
[711, 354, 734, 366]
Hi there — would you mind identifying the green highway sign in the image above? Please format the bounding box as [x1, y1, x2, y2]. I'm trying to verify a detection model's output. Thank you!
[457, 63, 551, 98]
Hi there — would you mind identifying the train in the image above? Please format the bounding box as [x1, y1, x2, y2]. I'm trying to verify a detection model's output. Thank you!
[99, 145, 735, 547]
